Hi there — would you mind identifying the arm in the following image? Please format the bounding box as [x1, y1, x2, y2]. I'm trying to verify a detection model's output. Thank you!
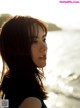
[19, 97, 42, 108]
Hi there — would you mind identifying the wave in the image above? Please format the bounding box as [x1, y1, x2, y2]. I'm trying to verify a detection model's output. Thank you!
[46, 72, 80, 100]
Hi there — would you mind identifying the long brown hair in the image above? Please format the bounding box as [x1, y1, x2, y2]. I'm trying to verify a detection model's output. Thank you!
[0, 16, 48, 100]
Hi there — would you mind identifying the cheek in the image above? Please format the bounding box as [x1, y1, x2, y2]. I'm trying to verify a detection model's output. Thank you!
[31, 45, 39, 60]
[32, 51, 38, 59]
[31, 50, 39, 67]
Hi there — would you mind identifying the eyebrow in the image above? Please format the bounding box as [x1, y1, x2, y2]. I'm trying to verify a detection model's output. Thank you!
[42, 34, 46, 38]
[33, 34, 46, 39]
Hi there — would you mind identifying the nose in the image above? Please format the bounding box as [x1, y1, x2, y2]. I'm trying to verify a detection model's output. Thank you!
[40, 42, 47, 52]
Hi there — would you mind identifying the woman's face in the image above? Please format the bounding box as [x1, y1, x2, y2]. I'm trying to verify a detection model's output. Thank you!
[31, 27, 47, 68]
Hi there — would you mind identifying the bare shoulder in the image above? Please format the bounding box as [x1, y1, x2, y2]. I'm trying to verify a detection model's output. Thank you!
[19, 97, 42, 108]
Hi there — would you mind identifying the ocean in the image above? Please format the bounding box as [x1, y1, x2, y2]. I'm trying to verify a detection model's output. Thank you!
[44, 30, 80, 108]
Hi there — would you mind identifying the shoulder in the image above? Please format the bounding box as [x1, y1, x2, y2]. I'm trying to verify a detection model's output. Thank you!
[19, 97, 42, 108]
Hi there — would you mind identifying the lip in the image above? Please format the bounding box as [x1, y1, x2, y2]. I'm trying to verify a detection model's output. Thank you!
[39, 55, 46, 60]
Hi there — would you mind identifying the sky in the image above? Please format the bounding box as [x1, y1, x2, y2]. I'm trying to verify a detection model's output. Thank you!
[0, 0, 80, 29]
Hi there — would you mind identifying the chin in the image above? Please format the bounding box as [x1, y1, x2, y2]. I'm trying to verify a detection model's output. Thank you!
[38, 63, 46, 68]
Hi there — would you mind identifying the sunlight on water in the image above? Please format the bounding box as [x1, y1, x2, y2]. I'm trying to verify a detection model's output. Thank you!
[44, 31, 80, 108]
[44, 92, 58, 108]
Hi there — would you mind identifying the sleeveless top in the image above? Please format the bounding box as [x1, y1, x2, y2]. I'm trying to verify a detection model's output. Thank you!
[1, 76, 47, 108]
[5, 88, 47, 108]
[5, 96, 47, 108]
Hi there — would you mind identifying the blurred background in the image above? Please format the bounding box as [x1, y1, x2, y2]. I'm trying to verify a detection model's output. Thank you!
[0, 0, 80, 108]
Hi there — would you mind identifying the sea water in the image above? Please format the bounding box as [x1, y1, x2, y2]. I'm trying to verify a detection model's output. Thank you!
[44, 30, 80, 108]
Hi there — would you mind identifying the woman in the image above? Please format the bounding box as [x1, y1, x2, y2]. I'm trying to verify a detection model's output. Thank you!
[0, 15, 48, 108]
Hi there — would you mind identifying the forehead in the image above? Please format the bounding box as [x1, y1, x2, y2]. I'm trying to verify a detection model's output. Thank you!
[32, 24, 46, 37]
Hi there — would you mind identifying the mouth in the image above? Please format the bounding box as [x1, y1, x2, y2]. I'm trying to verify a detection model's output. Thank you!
[39, 55, 46, 60]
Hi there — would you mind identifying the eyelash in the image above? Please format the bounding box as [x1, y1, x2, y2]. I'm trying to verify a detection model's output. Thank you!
[33, 38, 46, 43]
[43, 38, 46, 42]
